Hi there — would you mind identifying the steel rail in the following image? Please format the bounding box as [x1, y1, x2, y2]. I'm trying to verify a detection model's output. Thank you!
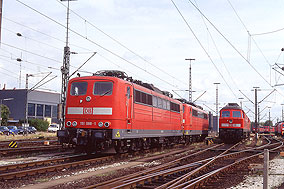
[84, 144, 223, 189]
[112, 138, 277, 189]
[180, 138, 284, 189]
[0, 154, 117, 180]
[0, 145, 62, 156]
[0, 154, 84, 172]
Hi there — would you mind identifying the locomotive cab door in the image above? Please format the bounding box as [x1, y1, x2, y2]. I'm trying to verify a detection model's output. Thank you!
[125, 84, 133, 130]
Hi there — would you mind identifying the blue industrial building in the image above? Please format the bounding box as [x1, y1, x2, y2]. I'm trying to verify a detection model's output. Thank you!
[0, 89, 60, 123]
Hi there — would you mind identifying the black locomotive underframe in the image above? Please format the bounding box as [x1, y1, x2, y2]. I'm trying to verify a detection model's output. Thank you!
[57, 128, 207, 153]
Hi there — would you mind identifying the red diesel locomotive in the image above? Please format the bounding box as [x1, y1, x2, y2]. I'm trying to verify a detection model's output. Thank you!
[57, 70, 209, 153]
[275, 122, 284, 136]
[219, 103, 251, 143]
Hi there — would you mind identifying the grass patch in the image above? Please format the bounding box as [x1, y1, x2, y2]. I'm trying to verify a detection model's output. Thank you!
[0, 132, 57, 142]
[35, 178, 50, 183]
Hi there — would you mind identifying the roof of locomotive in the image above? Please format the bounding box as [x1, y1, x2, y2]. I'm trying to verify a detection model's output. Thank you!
[221, 103, 242, 110]
[70, 70, 176, 99]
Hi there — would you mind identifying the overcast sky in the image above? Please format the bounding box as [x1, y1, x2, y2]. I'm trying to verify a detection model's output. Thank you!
[1, 0, 284, 123]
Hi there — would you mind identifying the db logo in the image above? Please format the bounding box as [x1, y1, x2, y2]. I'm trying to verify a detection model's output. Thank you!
[84, 108, 92, 114]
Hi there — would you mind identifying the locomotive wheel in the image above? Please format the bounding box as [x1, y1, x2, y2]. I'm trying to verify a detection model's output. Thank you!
[115, 140, 128, 153]
[185, 136, 190, 145]
[114, 141, 123, 154]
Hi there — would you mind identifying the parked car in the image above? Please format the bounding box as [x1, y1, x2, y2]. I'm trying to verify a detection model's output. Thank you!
[7, 126, 19, 135]
[17, 126, 29, 135]
[0, 126, 10, 135]
[27, 126, 37, 134]
[47, 124, 59, 133]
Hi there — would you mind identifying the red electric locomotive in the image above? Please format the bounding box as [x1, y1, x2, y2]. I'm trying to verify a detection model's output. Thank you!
[57, 70, 209, 153]
[57, 71, 184, 153]
[219, 103, 251, 143]
[181, 101, 209, 143]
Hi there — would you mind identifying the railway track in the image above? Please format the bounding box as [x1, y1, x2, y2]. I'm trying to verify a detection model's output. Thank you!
[0, 153, 123, 180]
[82, 143, 226, 189]
[0, 145, 63, 157]
[0, 139, 58, 148]
[0, 142, 217, 189]
[84, 136, 283, 189]
[0, 143, 199, 182]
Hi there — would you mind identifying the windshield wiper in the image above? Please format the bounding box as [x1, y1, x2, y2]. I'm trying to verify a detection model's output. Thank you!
[100, 90, 111, 97]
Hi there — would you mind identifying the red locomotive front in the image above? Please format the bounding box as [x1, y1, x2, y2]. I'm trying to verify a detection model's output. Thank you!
[275, 122, 284, 136]
[57, 70, 184, 153]
[219, 103, 251, 143]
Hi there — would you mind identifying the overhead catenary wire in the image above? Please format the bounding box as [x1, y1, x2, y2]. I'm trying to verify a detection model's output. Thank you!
[15, 0, 183, 90]
[1, 42, 62, 64]
[55, 0, 188, 87]
[226, 0, 284, 104]
[187, 0, 284, 99]
[193, 0, 241, 99]
[170, 0, 239, 100]
[2, 27, 62, 51]
[4, 17, 94, 53]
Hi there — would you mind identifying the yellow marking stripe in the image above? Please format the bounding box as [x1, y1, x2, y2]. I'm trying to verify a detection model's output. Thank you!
[9, 141, 18, 148]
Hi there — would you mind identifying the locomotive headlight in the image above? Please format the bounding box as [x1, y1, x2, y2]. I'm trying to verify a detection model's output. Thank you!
[86, 96, 91, 102]
[98, 122, 103, 127]
[104, 122, 110, 127]
[72, 121, 77, 127]
[66, 121, 71, 126]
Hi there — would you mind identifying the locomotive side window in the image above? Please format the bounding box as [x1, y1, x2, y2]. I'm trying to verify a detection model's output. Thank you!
[162, 99, 167, 109]
[94, 82, 113, 96]
[127, 87, 130, 99]
[158, 98, 163, 108]
[152, 96, 157, 107]
[147, 95, 152, 105]
[71, 82, 88, 96]
[221, 111, 230, 117]
[135, 90, 141, 102]
[170, 102, 180, 112]
[192, 109, 198, 117]
[134, 89, 152, 106]
[204, 114, 208, 119]
[232, 111, 241, 118]
[167, 101, 170, 110]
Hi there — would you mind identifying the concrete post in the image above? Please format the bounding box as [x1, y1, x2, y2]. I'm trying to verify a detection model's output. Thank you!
[263, 149, 269, 189]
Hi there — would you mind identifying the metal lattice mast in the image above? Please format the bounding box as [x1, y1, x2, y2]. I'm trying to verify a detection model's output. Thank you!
[60, 0, 72, 129]
[185, 58, 195, 102]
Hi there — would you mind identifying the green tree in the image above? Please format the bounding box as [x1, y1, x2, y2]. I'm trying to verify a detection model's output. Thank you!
[264, 120, 273, 126]
[28, 119, 49, 131]
[0, 104, 10, 126]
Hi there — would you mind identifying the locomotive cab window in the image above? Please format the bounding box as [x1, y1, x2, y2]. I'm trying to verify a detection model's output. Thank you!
[70, 82, 88, 96]
[94, 82, 113, 96]
[232, 111, 241, 118]
[221, 111, 230, 117]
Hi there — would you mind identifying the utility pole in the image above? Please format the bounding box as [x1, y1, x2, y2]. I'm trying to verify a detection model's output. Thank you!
[60, 0, 75, 129]
[281, 104, 284, 121]
[253, 87, 259, 137]
[214, 83, 220, 116]
[214, 83, 220, 133]
[268, 107, 271, 126]
[0, 0, 3, 45]
[238, 97, 244, 109]
[25, 74, 33, 127]
[185, 58, 195, 102]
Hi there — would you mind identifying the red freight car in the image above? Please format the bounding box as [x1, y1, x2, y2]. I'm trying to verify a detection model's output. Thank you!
[219, 103, 251, 143]
[57, 70, 208, 153]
